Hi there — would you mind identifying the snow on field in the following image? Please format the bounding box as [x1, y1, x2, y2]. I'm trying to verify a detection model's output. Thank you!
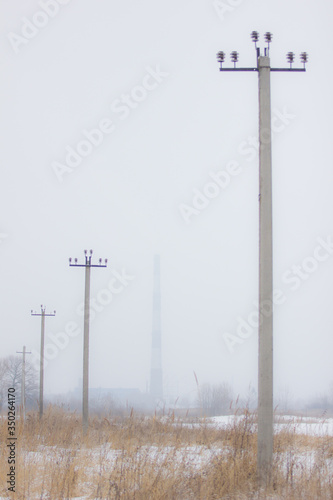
[274, 415, 333, 436]
[209, 414, 333, 436]
[2, 415, 332, 499]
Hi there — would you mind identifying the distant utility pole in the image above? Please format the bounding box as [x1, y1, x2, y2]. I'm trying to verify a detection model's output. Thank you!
[16, 345, 31, 420]
[31, 306, 56, 419]
[216, 32, 307, 485]
[69, 250, 107, 434]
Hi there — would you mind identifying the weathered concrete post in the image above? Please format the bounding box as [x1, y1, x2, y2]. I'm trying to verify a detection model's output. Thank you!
[257, 54, 273, 485]
[82, 258, 91, 435]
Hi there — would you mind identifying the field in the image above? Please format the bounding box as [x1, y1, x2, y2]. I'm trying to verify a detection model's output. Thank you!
[1, 406, 333, 499]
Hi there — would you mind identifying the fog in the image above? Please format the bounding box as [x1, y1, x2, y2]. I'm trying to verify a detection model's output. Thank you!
[1, 0, 333, 406]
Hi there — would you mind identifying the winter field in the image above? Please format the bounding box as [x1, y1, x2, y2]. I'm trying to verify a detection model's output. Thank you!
[1, 406, 333, 499]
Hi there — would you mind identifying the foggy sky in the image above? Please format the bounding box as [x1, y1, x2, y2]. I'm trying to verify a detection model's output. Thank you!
[1, 0, 333, 405]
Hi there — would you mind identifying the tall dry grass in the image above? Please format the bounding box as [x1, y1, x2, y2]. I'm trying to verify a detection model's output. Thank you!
[1, 405, 333, 499]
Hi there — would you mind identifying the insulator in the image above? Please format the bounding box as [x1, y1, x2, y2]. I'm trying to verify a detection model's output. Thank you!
[264, 32, 273, 43]
[286, 52, 295, 63]
[251, 31, 259, 43]
[300, 52, 308, 63]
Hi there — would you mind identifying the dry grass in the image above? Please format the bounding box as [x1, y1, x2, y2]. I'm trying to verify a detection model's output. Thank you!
[1, 405, 333, 499]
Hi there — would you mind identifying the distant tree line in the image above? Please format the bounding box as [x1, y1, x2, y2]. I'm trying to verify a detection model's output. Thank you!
[197, 382, 233, 416]
[0, 355, 38, 412]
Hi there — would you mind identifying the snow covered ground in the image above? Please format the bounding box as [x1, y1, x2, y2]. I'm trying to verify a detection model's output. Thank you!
[1, 414, 332, 499]
[209, 414, 333, 436]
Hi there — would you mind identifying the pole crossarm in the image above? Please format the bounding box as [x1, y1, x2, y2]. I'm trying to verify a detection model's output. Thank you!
[217, 36, 308, 74]
[69, 249, 108, 269]
[31, 312, 56, 316]
[270, 68, 306, 72]
[219, 67, 305, 72]
[31, 305, 56, 317]
[219, 68, 258, 71]
[217, 31, 307, 487]
[70, 264, 107, 268]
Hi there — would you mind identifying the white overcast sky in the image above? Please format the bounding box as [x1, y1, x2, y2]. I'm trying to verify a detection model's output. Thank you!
[1, 0, 333, 404]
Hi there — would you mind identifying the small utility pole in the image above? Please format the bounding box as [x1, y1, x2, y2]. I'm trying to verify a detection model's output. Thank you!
[16, 346, 31, 420]
[216, 33, 307, 485]
[31, 306, 56, 419]
[69, 250, 107, 434]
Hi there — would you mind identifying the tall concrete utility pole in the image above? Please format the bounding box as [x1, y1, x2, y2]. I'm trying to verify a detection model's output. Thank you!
[69, 250, 107, 434]
[216, 33, 307, 485]
[16, 346, 31, 420]
[31, 306, 56, 418]
[150, 254, 163, 401]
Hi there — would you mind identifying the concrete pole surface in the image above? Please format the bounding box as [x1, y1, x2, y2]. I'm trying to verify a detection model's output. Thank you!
[22, 346, 26, 419]
[82, 259, 91, 434]
[257, 55, 274, 485]
[39, 313, 45, 419]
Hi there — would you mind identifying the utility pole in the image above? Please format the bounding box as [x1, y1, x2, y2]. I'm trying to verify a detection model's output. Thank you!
[16, 346, 31, 420]
[216, 33, 307, 485]
[69, 250, 107, 434]
[31, 306, 56, 419]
